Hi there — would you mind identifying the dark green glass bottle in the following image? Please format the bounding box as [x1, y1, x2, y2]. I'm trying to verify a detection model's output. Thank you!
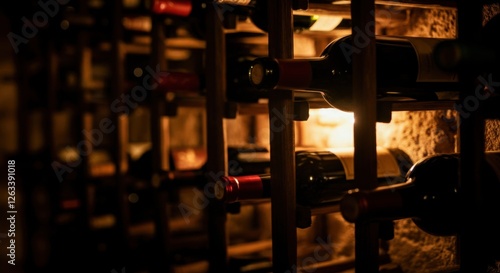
[215, 147, 413, 206]
[248, 35, 460, 111]
[340, 151, 500, 237]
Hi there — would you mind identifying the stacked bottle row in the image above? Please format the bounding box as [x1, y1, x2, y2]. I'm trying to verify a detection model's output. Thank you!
[49, 0, 500, 117]
[214, 146, 500, 241]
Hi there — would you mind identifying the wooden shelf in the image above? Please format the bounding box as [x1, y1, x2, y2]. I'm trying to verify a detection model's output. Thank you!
[389, 100, 456, 111]
[95, 37, 206, 56]
[328, 0, 456, 10]
[204, 5, 230, 272]
[293, 0, 456, 26]
[228, 239, 273, 257]
[297, 204, 341, 228]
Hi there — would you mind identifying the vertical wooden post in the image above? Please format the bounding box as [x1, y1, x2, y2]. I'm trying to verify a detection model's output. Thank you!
[110, 0, 130, 253]
[456, 2, 485, 272]
[45, 39, 57, 160]
[205, 4, 229, 273]
[149, 12, 173, 273]
[351, 0, 380, 272]
[267, 1, 297, 272]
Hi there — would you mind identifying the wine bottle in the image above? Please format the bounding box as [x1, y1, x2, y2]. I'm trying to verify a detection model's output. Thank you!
[226, 55, 285, 103]
[150, 0, 207, 17]
[215, 147, 413, 206]
[248, 35, 461, 112]
[226, 55, 324, 103]
[134, 57, 319, 103]
[155, 71, 203, 93]
[136, 68, 249, 101]
[339, 151, 500, 237]
[85, 0, 196, 16]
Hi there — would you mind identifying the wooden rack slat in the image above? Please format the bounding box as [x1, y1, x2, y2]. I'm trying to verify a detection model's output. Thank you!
[350, 0, 380, 272]
[70, 4, 96, 264]
[205, 5, 229, 273]
[108, 1, 134, 268]
[267, 1, 298, 272]
[456, 2, 487, 272]
[149, 11, 174, 273]
[329, 0, 456, 8]
[45, 38, 57, 159]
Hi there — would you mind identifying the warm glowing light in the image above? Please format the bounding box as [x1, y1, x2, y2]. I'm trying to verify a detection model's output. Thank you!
[128, 142, 152, 161]
[309, 15, 344, 31]
[302, 108, 355, 148]
[123, 16, 152, 32]
[58, 146, 80, 163]
[312, 108, 355, 126]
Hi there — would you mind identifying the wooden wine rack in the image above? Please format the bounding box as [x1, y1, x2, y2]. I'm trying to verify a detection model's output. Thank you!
[10, 0, 498, 272]
[202, 1, 497, 273]
[205, 6, 229, 273]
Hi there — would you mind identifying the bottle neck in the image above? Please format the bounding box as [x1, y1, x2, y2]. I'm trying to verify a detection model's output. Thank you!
[159, 170, 206, 189]
[340, 153, 466, 236]
[340, 181, 415, 223]
[215, 174, 270, 202]
[249, 57, 324, 91]
[151, 0, 194, 16]
[275, 59, 318, 90]
[157, 71, 202, 92]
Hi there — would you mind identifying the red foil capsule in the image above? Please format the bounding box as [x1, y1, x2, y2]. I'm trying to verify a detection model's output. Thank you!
[215, 175, 265, 202]
[152, 0, 192, 17]
[157, 71, 201, 92]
